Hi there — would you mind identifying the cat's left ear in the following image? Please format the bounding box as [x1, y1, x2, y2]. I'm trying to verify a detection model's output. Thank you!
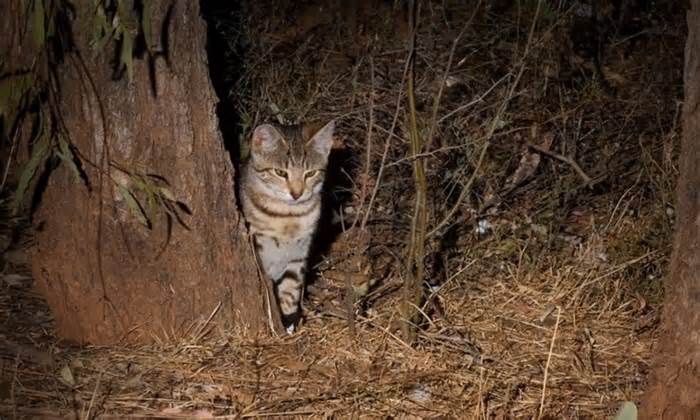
[251, 123, 286, 153]
[306, 120, 335, 158]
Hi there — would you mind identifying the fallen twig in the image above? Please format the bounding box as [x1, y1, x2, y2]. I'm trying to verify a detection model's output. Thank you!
[527, 143, 593, 185]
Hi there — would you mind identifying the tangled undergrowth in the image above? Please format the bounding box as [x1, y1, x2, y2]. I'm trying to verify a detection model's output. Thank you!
[1, 0, 684, 418]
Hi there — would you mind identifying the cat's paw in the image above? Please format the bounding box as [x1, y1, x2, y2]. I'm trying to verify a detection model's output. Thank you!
[281, 312, 300, 335]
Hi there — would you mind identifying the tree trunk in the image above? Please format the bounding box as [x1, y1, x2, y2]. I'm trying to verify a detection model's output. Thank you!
[641, 1, 700, 418]
[31, 1, 271, 344]
[0, 1, 34, 185]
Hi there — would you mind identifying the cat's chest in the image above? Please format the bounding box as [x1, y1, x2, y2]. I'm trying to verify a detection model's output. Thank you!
[266, 216, 313, 241]
[242, 191, 320, 241]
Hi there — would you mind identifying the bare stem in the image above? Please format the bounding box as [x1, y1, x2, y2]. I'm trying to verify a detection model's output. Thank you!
[401, 0, 427, 343]
[353, 56, 375, 231]
[361, 55, 411, 230]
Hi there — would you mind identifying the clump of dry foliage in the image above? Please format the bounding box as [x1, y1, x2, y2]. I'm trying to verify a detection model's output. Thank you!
[1, 0, 685, 417]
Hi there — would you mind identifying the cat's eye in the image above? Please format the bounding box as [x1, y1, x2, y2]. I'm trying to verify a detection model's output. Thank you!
[273, 169, 288, 178]
[304, 170, 318, 179]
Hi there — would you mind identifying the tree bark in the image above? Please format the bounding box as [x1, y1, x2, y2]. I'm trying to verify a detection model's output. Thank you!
[31, 1, 271, 344]
[641, 1, 700, 418]
[0, 1, 35, 184]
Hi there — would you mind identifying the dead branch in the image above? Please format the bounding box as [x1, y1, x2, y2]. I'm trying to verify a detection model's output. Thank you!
[527, 143, 593, 185]
[427, 0, 546, 239]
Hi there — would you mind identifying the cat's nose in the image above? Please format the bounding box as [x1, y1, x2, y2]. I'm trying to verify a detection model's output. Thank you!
[289, 185, 304, 200]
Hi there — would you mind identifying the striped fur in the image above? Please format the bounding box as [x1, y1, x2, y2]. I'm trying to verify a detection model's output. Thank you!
[240, 121, 334, 332]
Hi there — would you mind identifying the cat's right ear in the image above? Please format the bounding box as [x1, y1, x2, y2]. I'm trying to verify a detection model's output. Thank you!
[306, 120, 335, 158]
[251, 124, 285, 153]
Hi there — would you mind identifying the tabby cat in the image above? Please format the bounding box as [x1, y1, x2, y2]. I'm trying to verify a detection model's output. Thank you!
[240, 121, 335, 333]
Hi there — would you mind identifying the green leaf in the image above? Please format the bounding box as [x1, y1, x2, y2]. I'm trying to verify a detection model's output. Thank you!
[146, 187, 157, 224]
[0, 78, 12, 118]
[131, 176, 147, 191]
[46, 7, 55, 38]
[55, 136, 81, 181]
[117, 184, 149, 227]
[120, 31, 134, 82]
[59, 365, 75, 386]
[613, 402, 637, 420]
[158, 186, 176, 202]
[0, 74, 33, 123]
[141, 0, 152, 50]
[89, 4, 110, 52]
[12, 123, 50, 214]
[116, 0, 132, 24]
[129, 175, 151, 194]
[32, 0, 45, 49]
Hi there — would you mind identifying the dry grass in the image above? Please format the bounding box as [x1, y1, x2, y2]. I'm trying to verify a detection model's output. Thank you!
[0, 236, 664, 418]
[1, 0, 685, 418]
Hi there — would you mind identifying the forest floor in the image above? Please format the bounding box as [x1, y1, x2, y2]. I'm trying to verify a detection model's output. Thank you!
[1, 0, 687, 418]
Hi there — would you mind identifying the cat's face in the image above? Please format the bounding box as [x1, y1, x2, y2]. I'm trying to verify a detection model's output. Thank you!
[248, 121, 334, 203]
